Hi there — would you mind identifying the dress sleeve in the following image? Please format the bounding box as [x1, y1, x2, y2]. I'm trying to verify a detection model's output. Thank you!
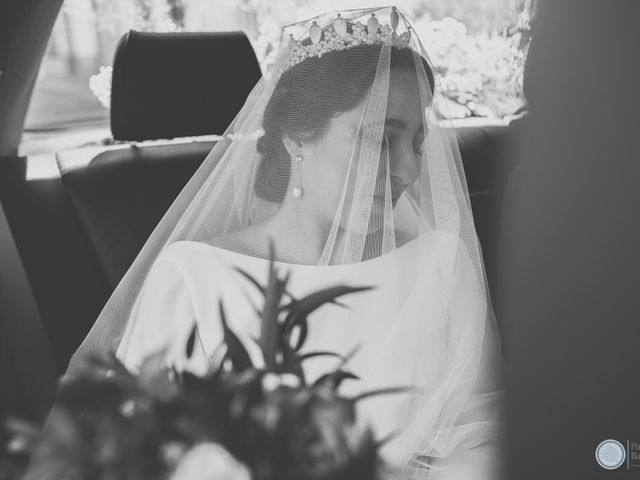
[426, 236, 507, 480]
[115, 255, 211, 375]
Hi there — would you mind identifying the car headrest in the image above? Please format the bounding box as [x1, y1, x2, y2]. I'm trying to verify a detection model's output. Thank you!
[110, 30, 262, 141]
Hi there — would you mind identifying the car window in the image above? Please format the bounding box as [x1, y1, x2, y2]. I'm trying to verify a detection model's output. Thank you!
[20, 0, 532, 155]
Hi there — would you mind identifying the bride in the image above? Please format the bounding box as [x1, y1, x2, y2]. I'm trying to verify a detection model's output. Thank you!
[68, 7, 505, 479]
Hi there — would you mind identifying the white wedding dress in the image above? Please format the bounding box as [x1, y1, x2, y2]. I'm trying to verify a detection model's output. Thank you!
[57, 7, 505, 479]
[116, 230, 505, 479]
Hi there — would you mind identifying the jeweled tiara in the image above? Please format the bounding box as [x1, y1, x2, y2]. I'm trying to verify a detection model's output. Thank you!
[285, 7, 413, 71]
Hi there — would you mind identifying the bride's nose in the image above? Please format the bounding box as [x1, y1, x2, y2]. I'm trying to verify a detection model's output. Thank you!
[390, 142, 420, 187]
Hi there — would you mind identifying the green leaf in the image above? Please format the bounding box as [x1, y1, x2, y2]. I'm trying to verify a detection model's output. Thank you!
[296, 351, 345, 363]
[235, 265, 296, 300]
[290, 317, 309, 352]
[282, 285, 374, 336]
[260, 262, 290, 370]
[139, 349, 181, 401]
[352, 386, 413, 403]
[375, 433, 396, 448]
[219, 300, 254, 372]
[185, 323, 197, 359]
[312, 369, 360, 390]
[233, 266, 265, 295]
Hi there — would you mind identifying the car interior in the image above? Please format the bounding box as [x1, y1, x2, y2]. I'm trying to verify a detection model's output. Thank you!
[5, 3, 640, 479]
[0, 1, 523, 424]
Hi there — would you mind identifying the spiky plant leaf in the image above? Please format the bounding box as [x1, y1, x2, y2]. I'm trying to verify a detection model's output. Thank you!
[185, 323, 197, 359]
[219, 301, 254, 372]
[290, 317, 309, 352]
[233, 266, 266, 295]
[260, 250, 290, 369]
[282, 285, 374, 336]
[296, 351, 345, 363]
[74, 352, 132, 382]
[138, 349, 181, 401]
[276, 357, 305, 382]
[59, 353, 138, 394]
[312, 370, 360, 390]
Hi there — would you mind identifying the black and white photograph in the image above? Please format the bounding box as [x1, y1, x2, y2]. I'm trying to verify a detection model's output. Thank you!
[1, 1, 639, 479]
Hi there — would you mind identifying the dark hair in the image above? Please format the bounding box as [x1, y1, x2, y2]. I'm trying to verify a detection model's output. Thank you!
[255, 44, 435, 203]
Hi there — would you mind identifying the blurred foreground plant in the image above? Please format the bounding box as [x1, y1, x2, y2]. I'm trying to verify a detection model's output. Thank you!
[2, 247, 407, 480]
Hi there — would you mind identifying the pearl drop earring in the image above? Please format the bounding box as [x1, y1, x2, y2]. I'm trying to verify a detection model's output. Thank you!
[292, 155, 304, 198]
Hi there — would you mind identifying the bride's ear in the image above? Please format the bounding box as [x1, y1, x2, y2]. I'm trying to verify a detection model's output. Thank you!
[282, 135, 302, 159]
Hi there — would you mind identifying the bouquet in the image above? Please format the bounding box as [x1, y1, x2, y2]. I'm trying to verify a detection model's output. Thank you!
[2, 249, 406, 480]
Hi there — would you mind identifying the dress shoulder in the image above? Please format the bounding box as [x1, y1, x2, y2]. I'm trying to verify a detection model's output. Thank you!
[159, 240, 228, 269]
[157, 241, 250, 291]
[117, 241, 238, 372]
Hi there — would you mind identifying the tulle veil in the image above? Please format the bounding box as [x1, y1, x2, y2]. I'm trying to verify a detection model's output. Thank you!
[66, 6, 506, 479]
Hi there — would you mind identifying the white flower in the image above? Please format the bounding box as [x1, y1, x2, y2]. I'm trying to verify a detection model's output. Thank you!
[169, 443, 252, 480]
[89, 65, 112, 108]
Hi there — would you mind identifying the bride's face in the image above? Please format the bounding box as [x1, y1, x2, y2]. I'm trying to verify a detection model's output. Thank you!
[298, 69, 425, 227]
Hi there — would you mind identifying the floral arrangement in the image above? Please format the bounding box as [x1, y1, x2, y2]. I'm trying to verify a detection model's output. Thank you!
[85, 0, 530, 119]
[412, 15, 529, 118]
[2, 251, 404, 480]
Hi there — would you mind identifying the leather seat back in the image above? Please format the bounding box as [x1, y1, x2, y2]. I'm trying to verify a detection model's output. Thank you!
[111, 30, 261, 141]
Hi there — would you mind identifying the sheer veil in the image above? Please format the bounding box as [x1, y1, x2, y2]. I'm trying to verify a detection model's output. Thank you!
[66, 6, 505, 478]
